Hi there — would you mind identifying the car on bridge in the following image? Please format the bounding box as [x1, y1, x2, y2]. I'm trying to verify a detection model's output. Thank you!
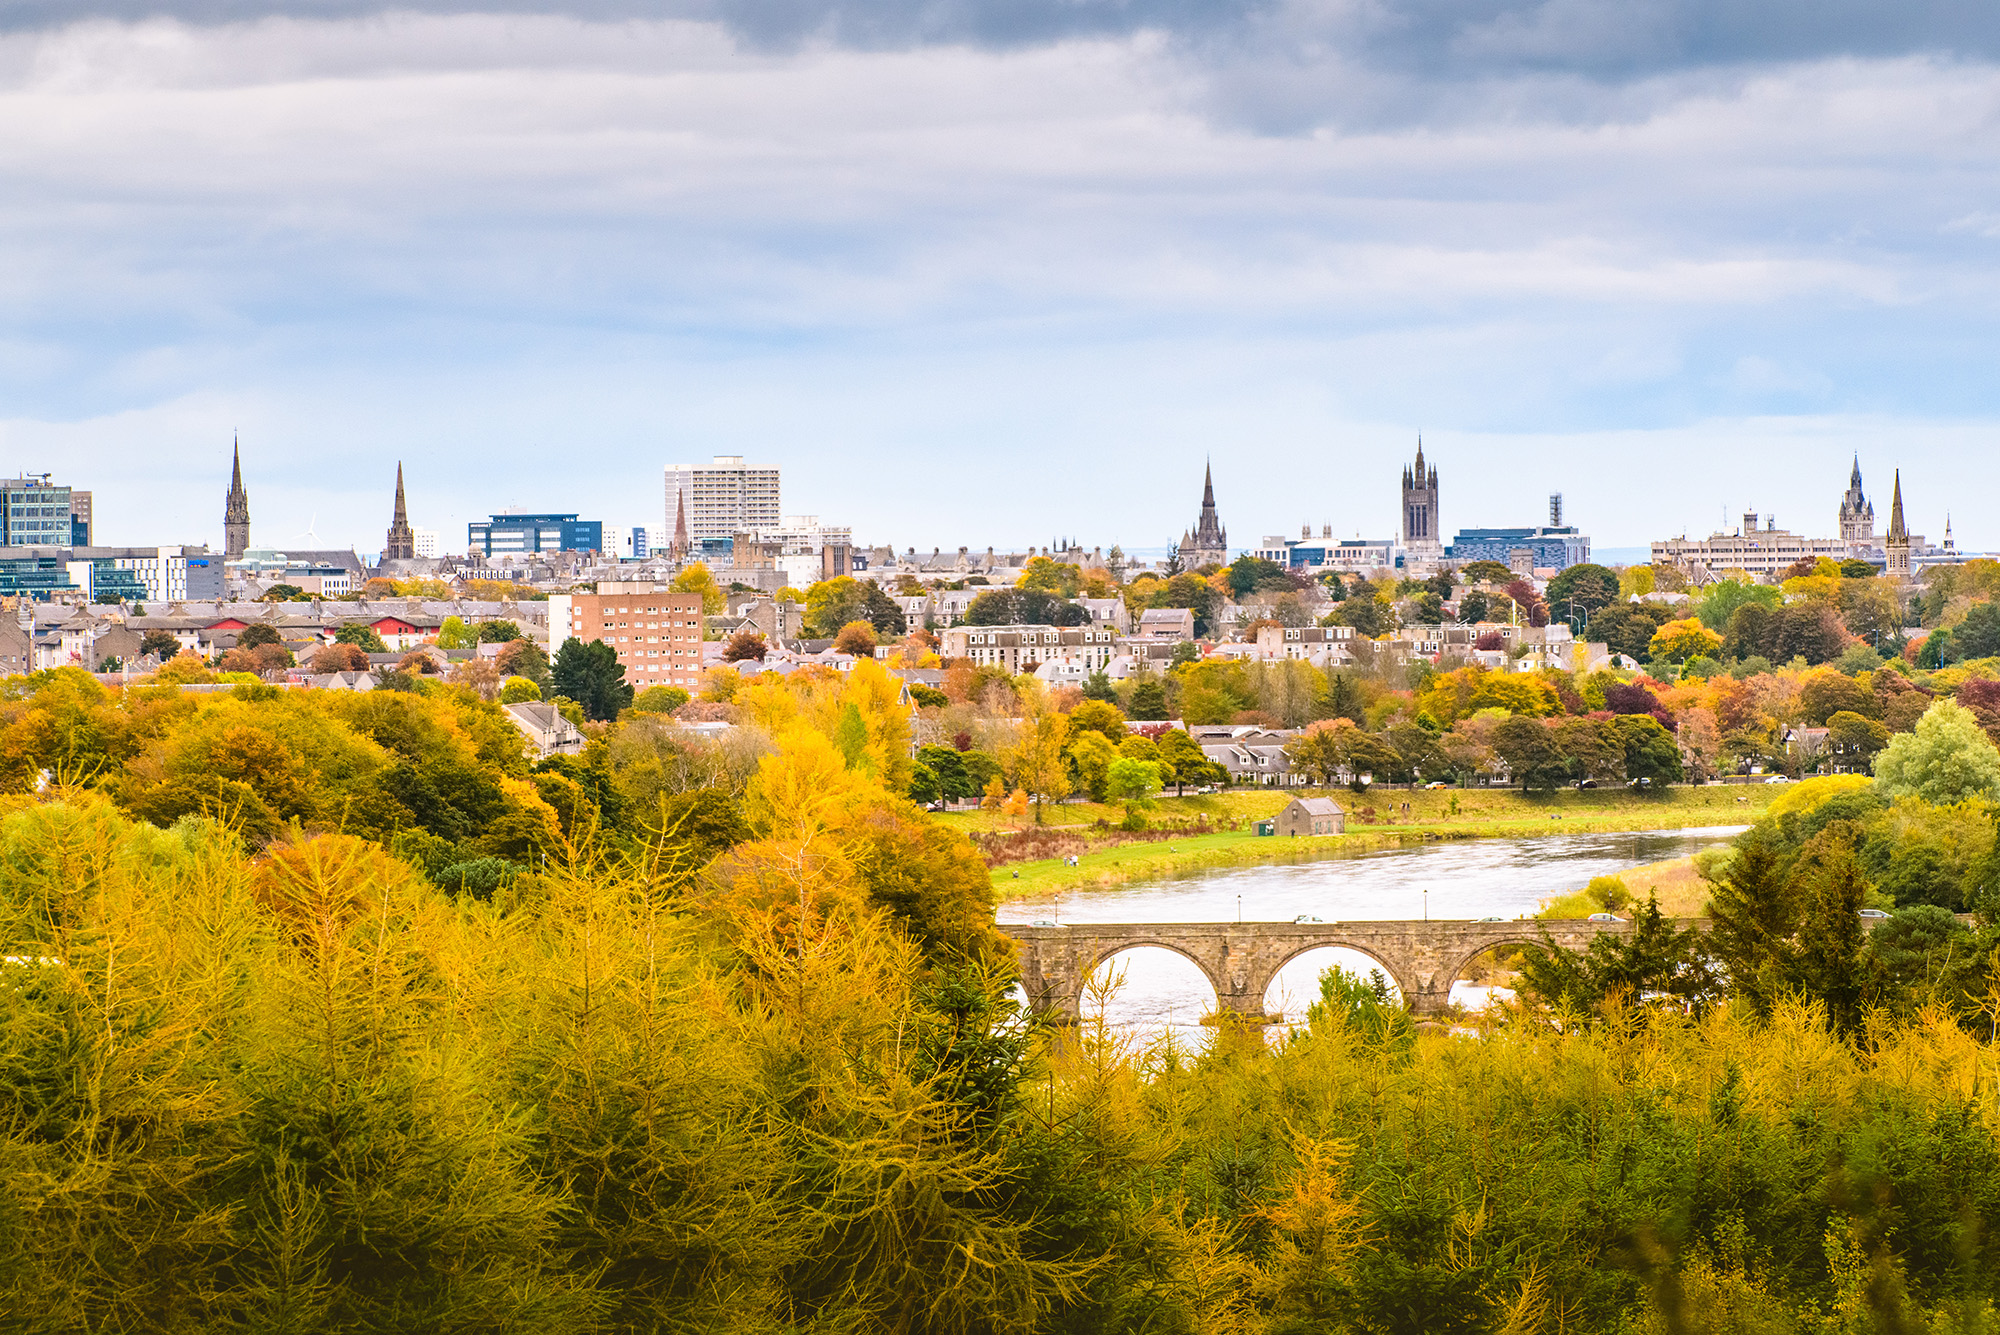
[1586, 912, 1625, 923]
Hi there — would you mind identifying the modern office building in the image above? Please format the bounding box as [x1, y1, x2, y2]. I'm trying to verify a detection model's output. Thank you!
[68, 492, 92, 546]
[467, 512, 604, 557]
[548, 586, 706, 690]
[663, 456, 781, 545]
[1, 476, 82, 548]
[411, 528, 440, 559]
[0, 545, 218, 602]
[1446, 525, 1591, 572]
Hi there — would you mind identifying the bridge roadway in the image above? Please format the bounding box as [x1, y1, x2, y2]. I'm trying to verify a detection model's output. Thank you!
[1001, 918, 1678, 1020]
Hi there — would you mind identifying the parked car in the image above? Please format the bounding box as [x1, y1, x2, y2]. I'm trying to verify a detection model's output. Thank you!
[1029, 919, 1060, 927]
[1586, 912, 1624, 923]
[1293, 914, 1327, 924]
[1473, 915, 1507, 923]
[1858, 908, 1891, 920]
[1764, 775, 1793, 784]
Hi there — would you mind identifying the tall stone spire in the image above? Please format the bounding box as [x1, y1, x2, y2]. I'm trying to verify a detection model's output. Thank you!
[383, 461, 416, 561]
[1180, 459, 1228, 569]
[672, 489, 690, 559]
[1885, 469, 1910, 581]
[224, 434, 251, 559]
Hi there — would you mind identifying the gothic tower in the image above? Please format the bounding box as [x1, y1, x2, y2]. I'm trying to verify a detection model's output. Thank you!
[1401, 438, 1441, 558]
[1837, 455, 1875, 547]
[1885, 470, 1910, 581]
[672, 489, 690, 560]
[1179, 461, 1229, 569]
[223, 435, 251, 560]
[384, 462, 416, 561]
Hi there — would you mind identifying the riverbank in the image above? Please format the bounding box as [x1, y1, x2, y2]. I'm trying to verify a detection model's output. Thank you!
[963, 786, 1772, 899]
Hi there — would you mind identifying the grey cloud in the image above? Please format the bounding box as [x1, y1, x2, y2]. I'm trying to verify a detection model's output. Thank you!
[4, 0, 2000, 77]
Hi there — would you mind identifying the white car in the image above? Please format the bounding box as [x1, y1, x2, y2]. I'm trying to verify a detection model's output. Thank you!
[1763, 775, 1793, 784]
[1586, 912, 1625, 923]
[1293, 914, 1327, 924]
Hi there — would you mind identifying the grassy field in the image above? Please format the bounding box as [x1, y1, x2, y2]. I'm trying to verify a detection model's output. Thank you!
[966, 784, 1774, 900]
[1539, 853, 1719, 919]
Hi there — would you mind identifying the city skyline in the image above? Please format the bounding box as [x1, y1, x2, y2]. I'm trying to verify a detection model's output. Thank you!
[4, 4, 2000, 552]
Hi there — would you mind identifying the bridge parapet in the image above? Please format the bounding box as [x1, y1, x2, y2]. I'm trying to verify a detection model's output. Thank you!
[1003, 919, 1688, 1020]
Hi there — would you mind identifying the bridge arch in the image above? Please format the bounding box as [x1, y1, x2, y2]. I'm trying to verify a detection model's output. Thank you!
[1075, 939, 1226, 1019]
[1259, 941, 1411, 1021]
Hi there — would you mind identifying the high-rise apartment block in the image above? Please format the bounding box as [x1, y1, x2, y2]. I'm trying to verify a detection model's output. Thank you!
[548, 586, 706, 690]
[663, 456, 780, 546]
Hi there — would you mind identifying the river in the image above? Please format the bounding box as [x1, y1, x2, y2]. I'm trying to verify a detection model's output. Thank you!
[996, 825, 1747, 1038]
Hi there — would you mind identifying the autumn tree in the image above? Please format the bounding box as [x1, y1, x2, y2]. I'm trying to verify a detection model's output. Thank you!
[832, 621, 878, 657]
[311, 643, 371, 673]
[1001, 710, 1072, 821]
[670, 562, 725, 614]
[721, 629, 769, 662]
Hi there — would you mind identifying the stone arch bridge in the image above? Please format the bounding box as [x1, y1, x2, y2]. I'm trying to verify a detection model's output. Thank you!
[1003, 919, 1681, 1020]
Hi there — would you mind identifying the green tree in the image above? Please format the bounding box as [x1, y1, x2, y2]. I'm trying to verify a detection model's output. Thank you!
[1493, 716, 1566, 791]
[1224, 554, 1291, 598]
[1127, 678, 1168, 722]
[1694, 577, 1782, 632]
[1955, 601, 2000, 660]
[477, 619, 524, 643]
[1065, 730, 1119, 802]
[1824, 710, 1889, 770]
[1614, 714, 1683, 786]
[915, 744, 975, 802]
[1874, 699, 2000, 804]
[436, 615, 475, 650]
[1103, 757, 1163, 805]
[138, 628, 181, 659]
[549, 638, 633, 722]
[1543, 563, 1619, 631]
[630, 685, 690, 715]
[1787, 826, 1869, 1034]
[335, 622, 389, 652]
[1154, 727, 1217, 795]
[500, 676, 542, 704]
[1081, 669, 1118, 702]
[239, 622, 282, 648]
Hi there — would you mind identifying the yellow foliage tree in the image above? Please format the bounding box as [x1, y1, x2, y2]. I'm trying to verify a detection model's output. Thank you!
[1648, 617, 1724, 664]
[670, 563, 725, 615]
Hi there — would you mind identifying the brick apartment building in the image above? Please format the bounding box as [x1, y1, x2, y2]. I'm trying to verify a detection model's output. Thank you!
[554, 585, 706, 690]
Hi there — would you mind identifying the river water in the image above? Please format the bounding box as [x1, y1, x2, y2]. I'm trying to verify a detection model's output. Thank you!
[996, 826, 1746, 1038]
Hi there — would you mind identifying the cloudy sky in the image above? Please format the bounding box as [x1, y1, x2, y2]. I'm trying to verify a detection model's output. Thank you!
[4, 0, 1999, 559]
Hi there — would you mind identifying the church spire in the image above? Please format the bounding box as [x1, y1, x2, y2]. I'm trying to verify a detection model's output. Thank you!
[1887, 470, 1907, 542]
[223, 432, 251, 560]
[673, 489, 690, 558]
[383, 461, 416, 561]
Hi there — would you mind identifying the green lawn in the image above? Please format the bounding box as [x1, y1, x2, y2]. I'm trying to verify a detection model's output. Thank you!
[968, 784, 1775, 900]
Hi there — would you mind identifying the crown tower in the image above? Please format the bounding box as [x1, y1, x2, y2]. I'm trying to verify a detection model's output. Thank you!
[1401, 438, 1442, 559]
